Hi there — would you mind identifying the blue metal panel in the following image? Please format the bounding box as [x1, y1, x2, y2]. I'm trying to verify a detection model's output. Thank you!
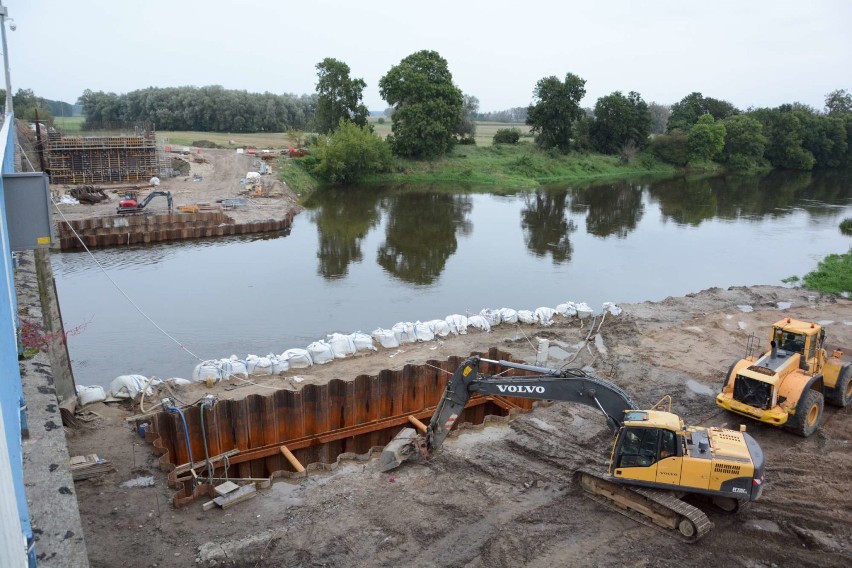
[0, 113, 34, 564]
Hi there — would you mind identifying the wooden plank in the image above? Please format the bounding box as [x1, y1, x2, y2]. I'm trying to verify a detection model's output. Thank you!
[280, 445, 306, 473]
[213, 484, 256, 510]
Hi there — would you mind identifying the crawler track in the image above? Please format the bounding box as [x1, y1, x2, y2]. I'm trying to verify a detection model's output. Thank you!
[574, 470, 713, 543]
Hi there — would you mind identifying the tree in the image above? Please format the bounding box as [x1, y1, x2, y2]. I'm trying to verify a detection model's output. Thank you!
[750, 108, 816, 170]
[313, 58, 369, 134]
[526, 73, 586, 152]
[379, 50, 464, 159]
[721, 115, 767, 169]
[687, 114, 726, 161]
[456, 94, 479, 142]
[493, 128, 521, 144]
[648, 102, 671, 134]
[668, 92, 738, 132]
[311, 120, 392, 185]
[824, 89, 852, 116]
[589, 91, 651, 155]
[651, 130, 690, 165]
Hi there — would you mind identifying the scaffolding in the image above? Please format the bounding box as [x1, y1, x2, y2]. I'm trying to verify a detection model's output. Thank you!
[46, 131, 160, 185]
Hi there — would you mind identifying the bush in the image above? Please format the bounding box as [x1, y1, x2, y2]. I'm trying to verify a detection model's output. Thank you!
[801, 252, 852, 295]
[841, 218, 852, 236]
[493, 128, 521, 145]
[458, 136, 476, 145]
[377, 117, 385, 125]
[312, 120, 392, 184]
[651, 130, 689, 166]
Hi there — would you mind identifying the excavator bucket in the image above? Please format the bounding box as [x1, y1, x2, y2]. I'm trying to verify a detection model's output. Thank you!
[378, 428, 419, 472]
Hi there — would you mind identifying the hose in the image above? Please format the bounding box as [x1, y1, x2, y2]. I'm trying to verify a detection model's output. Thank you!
[199, 400, 212, 483]
[165, 404, 194, 487]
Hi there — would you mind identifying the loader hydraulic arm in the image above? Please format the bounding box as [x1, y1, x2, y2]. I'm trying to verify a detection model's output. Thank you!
[424, 356, 637, 456]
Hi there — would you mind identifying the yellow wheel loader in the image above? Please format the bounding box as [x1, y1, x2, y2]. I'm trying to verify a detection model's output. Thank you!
[716, 317, 852, 436]
[382, 356, 765, 542]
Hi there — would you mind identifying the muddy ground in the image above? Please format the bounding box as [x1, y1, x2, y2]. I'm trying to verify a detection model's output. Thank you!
[52, 148, 302, 225]
[64, 285, 852, 567]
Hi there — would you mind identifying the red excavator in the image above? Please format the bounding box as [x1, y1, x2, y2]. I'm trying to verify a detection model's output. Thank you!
[117, 190, 174, 214]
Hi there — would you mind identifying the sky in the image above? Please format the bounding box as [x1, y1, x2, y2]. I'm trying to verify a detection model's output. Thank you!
[5, 0, 851, 113]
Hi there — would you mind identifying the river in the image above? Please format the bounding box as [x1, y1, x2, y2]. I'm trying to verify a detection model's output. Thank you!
[51, 169, 852, 388]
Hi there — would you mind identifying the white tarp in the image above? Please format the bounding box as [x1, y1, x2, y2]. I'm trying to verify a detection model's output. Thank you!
[467, 315, 492, 332]
[517, 310, 536, 324]
[246, 354, 274, 376]
[193, 360, 222, 383]
[427, 319, 452, 338]
[392, 322, 416, 344]
[413, 321, 434, 342]
[328, 333, 356, 358]
[445, 314, 469, 335]
[498, 308, 518, 324]
[307, 341, 334, 364]
[479, 308, 502, 326]
[350, 332, 377, 352]
[372, 328, 399, 349]
[535, 307, 557, 326]
[281, 348, 313, 369]
[109, 375, 154, 399]
[76, 385, 106, 406]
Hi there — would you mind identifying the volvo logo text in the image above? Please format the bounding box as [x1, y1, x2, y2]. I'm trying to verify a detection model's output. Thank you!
[496, 385, 546, 394]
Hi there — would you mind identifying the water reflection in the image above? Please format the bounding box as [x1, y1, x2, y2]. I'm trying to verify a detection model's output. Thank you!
[520, 189, 576, 263]
[572, 181, 644, 238]
[376, 192, 473, 284]
[309, 188, 382, 279]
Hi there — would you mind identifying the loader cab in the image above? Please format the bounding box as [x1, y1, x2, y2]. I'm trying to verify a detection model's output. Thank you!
[772, 318, 823, 370]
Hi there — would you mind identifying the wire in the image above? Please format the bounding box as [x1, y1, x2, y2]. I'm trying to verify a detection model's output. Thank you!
[50, 200, 205, 363]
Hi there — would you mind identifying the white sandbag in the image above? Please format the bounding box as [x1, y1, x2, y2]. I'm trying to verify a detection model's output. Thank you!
[219, 356, 248, 379]
[427, 319, 452, 338]
[556, 302, 578, 317]
[445, 314, 469, 335]
[413, 321, 434, 342]
[166, 378, 192, 387]
[517, 310, 536, 324]
[269, 354, 290, 374]
[535, 307, 557, 326]
[246, 171, 261, 179]
[109, 375, 152, 399]
[281, 348, 313, 369]
[602, 302, 622, 316]
[467, 315, 492, 332]
[392, 322, 416, 344]
[498, 308, 518, 324]
[76, 385, 106, 406]
[350, 332, 377, 352]
[327, 333, 357, 358]
[307, 341, 334, 364]
[479, 308, 502, 326]
[193, 360, 222, 383]
[576, 302, 593, 320]
[371, 328, 399, 349]
[246, 354, 274, 376]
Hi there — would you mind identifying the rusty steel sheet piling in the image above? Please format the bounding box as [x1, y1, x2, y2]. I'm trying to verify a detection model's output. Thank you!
[146, 349, 537, 508]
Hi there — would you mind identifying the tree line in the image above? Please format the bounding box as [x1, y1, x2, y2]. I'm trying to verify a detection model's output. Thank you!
[77, 86, 318, 132]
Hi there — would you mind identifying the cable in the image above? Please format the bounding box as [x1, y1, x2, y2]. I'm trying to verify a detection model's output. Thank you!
[50, 200, 205, 363]
[199, 400, 212, 483]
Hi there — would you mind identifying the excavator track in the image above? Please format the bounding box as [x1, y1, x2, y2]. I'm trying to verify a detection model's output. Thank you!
[573, 470, 713, 543]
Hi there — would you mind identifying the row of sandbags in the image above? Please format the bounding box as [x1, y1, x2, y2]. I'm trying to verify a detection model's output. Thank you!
[190, 301, 621, 383]
[76, 375, 193, 406]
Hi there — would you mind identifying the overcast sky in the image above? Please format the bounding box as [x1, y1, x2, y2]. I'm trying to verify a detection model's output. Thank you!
[6, 0, 851, 113]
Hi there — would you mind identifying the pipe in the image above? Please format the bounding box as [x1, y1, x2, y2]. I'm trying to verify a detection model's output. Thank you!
[166, 404, 194, 484]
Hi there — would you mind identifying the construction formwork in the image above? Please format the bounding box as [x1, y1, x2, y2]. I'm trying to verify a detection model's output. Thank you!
[46, 131, 160, 185]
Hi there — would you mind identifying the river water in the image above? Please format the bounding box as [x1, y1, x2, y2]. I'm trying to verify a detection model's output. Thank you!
[51, 169, 852, 388]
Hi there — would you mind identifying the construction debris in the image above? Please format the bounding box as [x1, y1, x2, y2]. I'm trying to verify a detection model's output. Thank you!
[69, 454, 115, 481]
[68, 185, 108, 205]
[203, 483, 257, 511]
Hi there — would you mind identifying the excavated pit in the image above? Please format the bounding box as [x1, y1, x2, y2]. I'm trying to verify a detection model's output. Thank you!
[143, 349, 537, 507]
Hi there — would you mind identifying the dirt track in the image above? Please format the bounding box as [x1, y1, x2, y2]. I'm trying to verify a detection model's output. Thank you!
[67, 285, 852, 567]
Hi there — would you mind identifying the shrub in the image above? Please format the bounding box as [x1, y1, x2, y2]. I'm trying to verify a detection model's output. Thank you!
[841, 218, 852, 236]
[312, 120, 392, 184]
[493, 128, 521, 145]
[377, 117, 385, 125]
[651, 130, 690, 166]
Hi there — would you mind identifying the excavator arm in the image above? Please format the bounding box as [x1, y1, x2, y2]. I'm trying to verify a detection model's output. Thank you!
[424, 356, 637, 456]
[139, 191, 173, 213]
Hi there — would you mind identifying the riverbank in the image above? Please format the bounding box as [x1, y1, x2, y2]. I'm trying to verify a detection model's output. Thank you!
[62, 284, 852, 567]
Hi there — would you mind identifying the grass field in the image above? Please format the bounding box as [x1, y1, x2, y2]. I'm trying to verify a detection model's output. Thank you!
[53, 116, 530, 148]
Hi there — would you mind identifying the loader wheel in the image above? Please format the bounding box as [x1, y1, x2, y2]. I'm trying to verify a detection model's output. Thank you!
[786, 389, 823, 437]
[827, 366, 852, 407]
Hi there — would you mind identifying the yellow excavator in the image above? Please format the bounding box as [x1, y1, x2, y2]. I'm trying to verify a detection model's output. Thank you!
[716, 317, 852, 436]
[381, 356, 765, 542]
